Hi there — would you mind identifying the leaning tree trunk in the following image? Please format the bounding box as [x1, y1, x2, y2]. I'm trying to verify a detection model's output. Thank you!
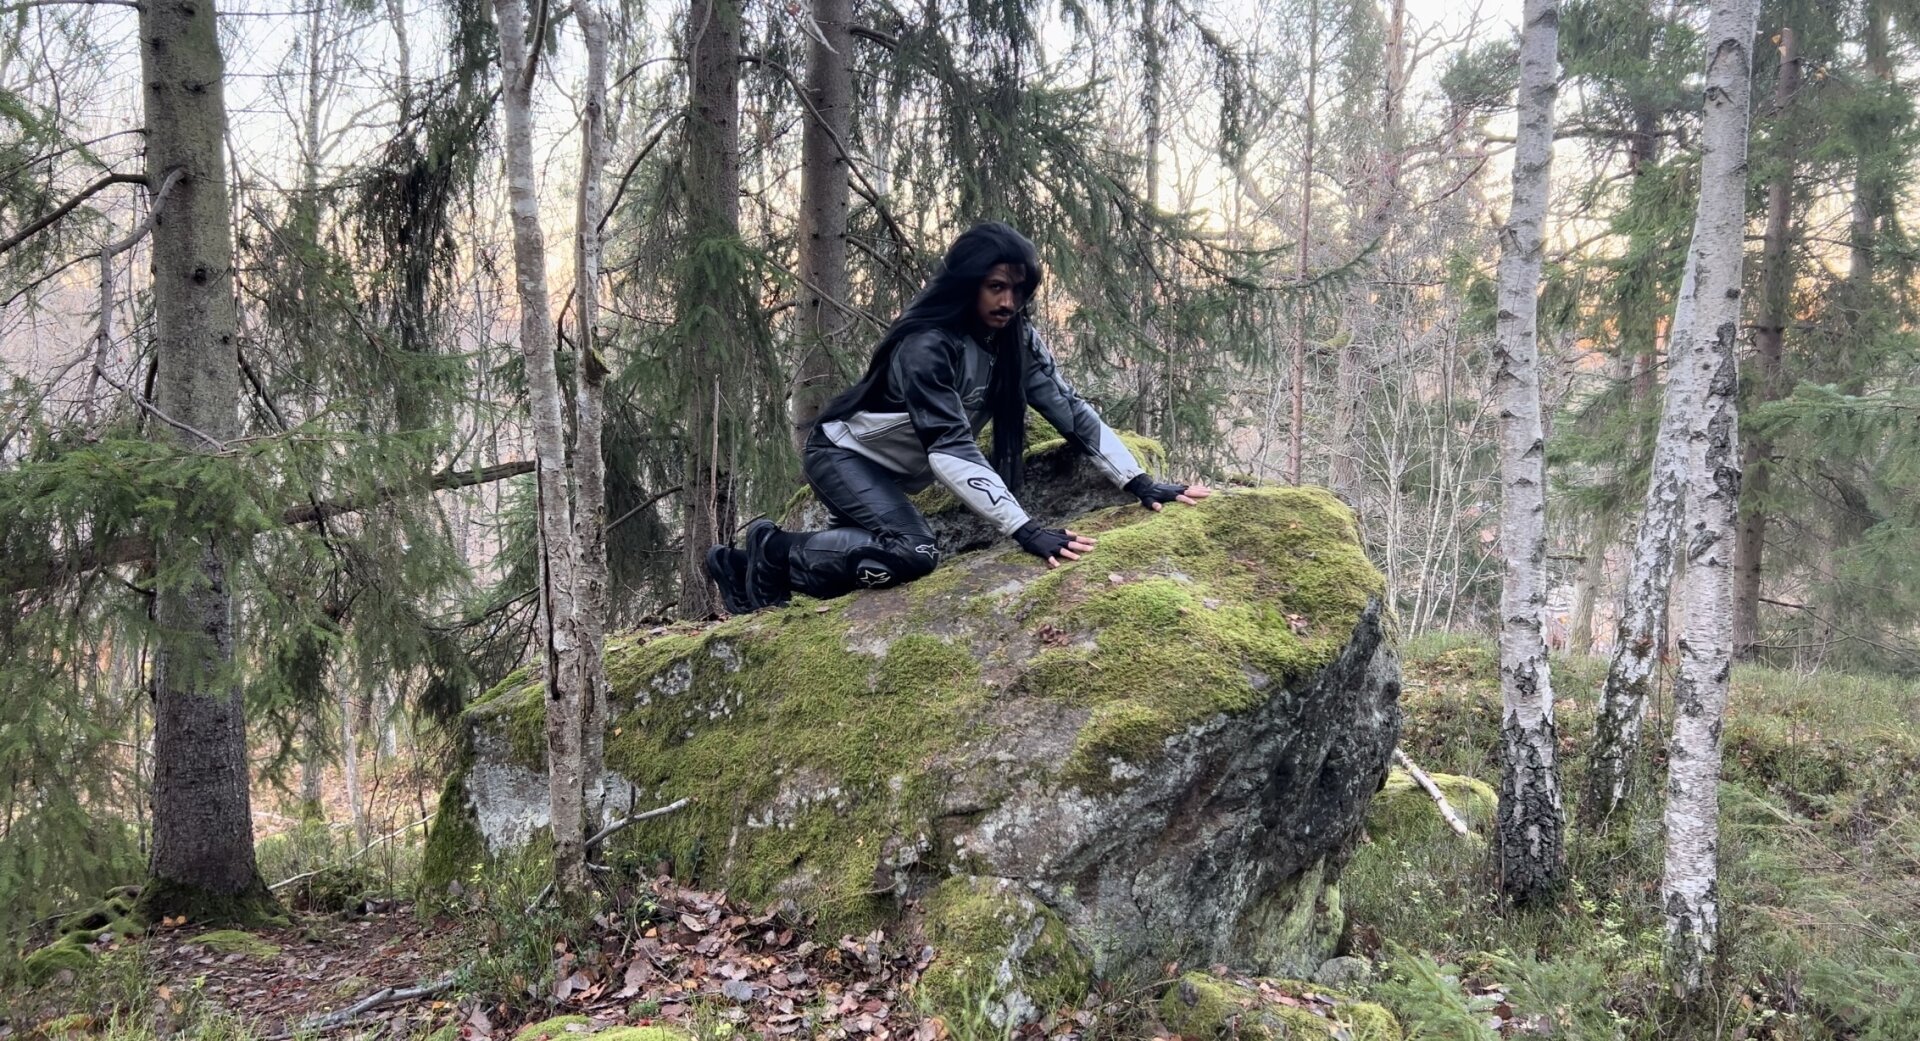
[1731, 26, 1800, 662]
[1663, 0, 1759, 997]
[1490, 0, 1565, 906]
[789, 0, 854, 448]
[575, 0, 613, 818]
[138, 0, 273, 919]
[677, 0, 744, 619]
[1583, 255, 1697, 828]
[494, 0, 588, 900]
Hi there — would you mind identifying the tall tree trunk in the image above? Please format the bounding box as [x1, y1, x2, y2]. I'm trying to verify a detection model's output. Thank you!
[138, 0, 272, 918]
[494, 0, 588, 899]
[575, 0, 613, 820]
[299, 708, 327, 818]
[1287, 0, 1319, 486]
[339, 683, 367, 847]
[1330, 0, 1406, 505]
[1664, 0, 1759, 996]
[1732, 27, 1800, 661]
[678, 0, 743, 619]
[789, 0, 854, 448]
[1583, 256, 1696, 827]
[1139, 0, 1166, 440]
[1491, 0, 1564, 906]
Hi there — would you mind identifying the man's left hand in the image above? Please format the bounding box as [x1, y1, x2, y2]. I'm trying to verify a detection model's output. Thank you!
[1126, 475, 1214, 512]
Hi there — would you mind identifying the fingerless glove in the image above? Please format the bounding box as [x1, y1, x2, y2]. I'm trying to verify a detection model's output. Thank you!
[1125, 473, 1189, 509]
[1013, 521, 1076, 559]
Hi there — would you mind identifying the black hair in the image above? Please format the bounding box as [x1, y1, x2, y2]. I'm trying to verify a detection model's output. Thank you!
[816, 222, 1045, 490]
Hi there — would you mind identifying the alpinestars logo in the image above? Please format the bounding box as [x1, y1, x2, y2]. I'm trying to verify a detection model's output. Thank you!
[856, 566, 893, 588]
[914, 543, 942, 566]
[965, 476, 1009, 506]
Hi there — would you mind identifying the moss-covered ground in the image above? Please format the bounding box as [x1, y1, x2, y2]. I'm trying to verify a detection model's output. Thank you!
[1343, 634, 1920, 1040]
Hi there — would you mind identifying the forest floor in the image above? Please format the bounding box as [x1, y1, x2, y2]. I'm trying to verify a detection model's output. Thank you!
[6, 637, 1920, 1041]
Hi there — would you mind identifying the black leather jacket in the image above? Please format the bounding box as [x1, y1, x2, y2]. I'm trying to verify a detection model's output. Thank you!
[815, 325, 1144, 534]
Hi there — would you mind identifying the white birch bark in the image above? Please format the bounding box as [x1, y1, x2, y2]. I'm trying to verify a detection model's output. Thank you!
[1584, 255, 1697, 826]
[339, 683, 367, 848]
[574, 0, 613, 824]
[1664, 0, 1760, 995]
[1491, 0, 1565, 904]
[493, 0, 587, 898]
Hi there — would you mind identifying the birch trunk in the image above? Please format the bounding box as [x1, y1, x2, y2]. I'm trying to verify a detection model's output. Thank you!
[340, 684, 367, 847]
[493, 0, 588, 898]
[1664, 0, 1759, 995]
[1491, 0, 1564, 905]
[789, 0, 854, 447]
[1731, 27, 1800, 661]
[138, 0, 273, 918]
[575, 0, 613, 820]
[1583, 256, 1697, 827]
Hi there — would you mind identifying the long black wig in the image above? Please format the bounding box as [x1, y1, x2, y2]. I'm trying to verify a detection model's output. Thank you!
[813, 222, 1044, 491]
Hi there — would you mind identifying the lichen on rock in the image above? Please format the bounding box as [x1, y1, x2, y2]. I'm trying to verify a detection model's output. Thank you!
[426, 443, 1402, 1025]
[1159, 971, 1401, 1041]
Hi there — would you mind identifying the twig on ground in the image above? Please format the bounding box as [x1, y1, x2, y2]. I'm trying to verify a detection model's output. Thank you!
[263, 971, 457, 1039]
[1394, 746, 1471, 837]
[522, 797, 693, 914]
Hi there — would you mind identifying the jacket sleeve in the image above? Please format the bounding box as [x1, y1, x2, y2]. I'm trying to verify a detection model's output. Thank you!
[1023, 328, 1147, 488]
[891, 332, 1033, 535]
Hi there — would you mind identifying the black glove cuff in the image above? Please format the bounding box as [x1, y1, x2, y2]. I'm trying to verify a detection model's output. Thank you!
[1125, 473, 1187, 507]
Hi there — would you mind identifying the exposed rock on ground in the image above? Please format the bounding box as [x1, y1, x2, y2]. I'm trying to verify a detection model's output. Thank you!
[428, 441, 1402, 1024]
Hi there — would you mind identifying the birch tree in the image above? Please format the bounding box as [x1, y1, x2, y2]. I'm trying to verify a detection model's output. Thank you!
[493, 0, 589, 898]
[1663, 0, 1760, 994]
[1582, 255, 1694, 826]
[1490, 0, 1564, 905]
[575, 0, 614, 814]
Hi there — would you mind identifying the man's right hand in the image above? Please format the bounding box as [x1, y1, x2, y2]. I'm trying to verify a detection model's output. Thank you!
[1014, 521, 1097, 569]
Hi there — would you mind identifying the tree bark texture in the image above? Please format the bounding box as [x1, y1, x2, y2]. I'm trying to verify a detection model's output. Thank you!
[575, 0, 613, 817]
[1583, 255, 1697, 828]
[677, 0, 742, 618]
[1491, 0, 1565, 906]
[494, 0, 588, 898]
[138, 0, 272, 915]
[1663, 0, 1759, 997]
[1287, 0, 1319, 487]
[789, 0, 854, 448]
[1731, 27, 1800, 661]
[1330, 0, 1405, 506]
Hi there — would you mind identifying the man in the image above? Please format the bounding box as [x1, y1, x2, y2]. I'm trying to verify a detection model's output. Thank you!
[707, 221, 1210, 613]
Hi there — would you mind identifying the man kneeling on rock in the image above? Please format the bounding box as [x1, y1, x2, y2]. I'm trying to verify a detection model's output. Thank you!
[707, 222, 1211, 614]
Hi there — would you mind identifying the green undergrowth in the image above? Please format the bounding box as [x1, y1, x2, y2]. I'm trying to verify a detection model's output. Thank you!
[429, 484, 1384, 943]
[1347, 636, 1920, 1040]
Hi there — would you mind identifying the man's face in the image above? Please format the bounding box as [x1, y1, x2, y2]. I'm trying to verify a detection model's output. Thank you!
[975, 262, 1028, 331]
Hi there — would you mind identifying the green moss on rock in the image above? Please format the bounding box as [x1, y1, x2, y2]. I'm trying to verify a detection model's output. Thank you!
[918, 877, 1092, 1025]
[1159, 972, 1400, 1041]
[512, 1015, 594, 1041]
[595, 1028, 695, 1041]
[1367, 769, 1495, 845]
[191, 929, 281, 959]
[21, 939, 94, 983]
[421, 753, 485, 897]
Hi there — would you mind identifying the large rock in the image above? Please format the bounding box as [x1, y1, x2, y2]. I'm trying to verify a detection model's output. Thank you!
[425, 444, 1402, 1023]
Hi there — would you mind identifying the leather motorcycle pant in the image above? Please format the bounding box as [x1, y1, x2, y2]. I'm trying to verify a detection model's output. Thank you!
[790, 437, 944, 599]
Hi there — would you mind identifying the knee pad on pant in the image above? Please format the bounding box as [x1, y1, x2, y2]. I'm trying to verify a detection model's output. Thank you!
[851, 556, 900, 589]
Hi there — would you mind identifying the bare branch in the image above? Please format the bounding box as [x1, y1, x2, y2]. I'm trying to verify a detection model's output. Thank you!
[0, 172, 146, 257]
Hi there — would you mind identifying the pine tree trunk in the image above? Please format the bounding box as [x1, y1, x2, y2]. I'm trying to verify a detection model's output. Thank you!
[789, 0, 854, 448]
[1732, 27, 1800, 662]
[1330, 0, 1404, 506]
[494, 0, 588, 898]
[575, 0, 613, 820]
[1491, 0, 1564, 906]
[1664, 0, 1759, 995]
[678, 0, 743, 619]
[138, 0, 272, 919]
[1583, 255, 1696, 827]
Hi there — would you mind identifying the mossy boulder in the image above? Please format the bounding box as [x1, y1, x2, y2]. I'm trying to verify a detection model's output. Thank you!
[1160, 971, 1401, 1041]
[428, 467, 1401, 1024]
[1366, 769, 1496, 847]
[20, 938, 95, 984]
[918, 876, 1093, 1027]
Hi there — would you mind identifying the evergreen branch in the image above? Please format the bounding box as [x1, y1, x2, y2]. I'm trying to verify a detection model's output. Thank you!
[849, 24, 897, 49]
[0, 172, 146, 257]
[0, 0, 142, 11]
[2, 460, 535, 596]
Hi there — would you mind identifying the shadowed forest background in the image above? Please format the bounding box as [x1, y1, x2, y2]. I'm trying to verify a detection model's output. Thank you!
[5, 0, 1920, 1035]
